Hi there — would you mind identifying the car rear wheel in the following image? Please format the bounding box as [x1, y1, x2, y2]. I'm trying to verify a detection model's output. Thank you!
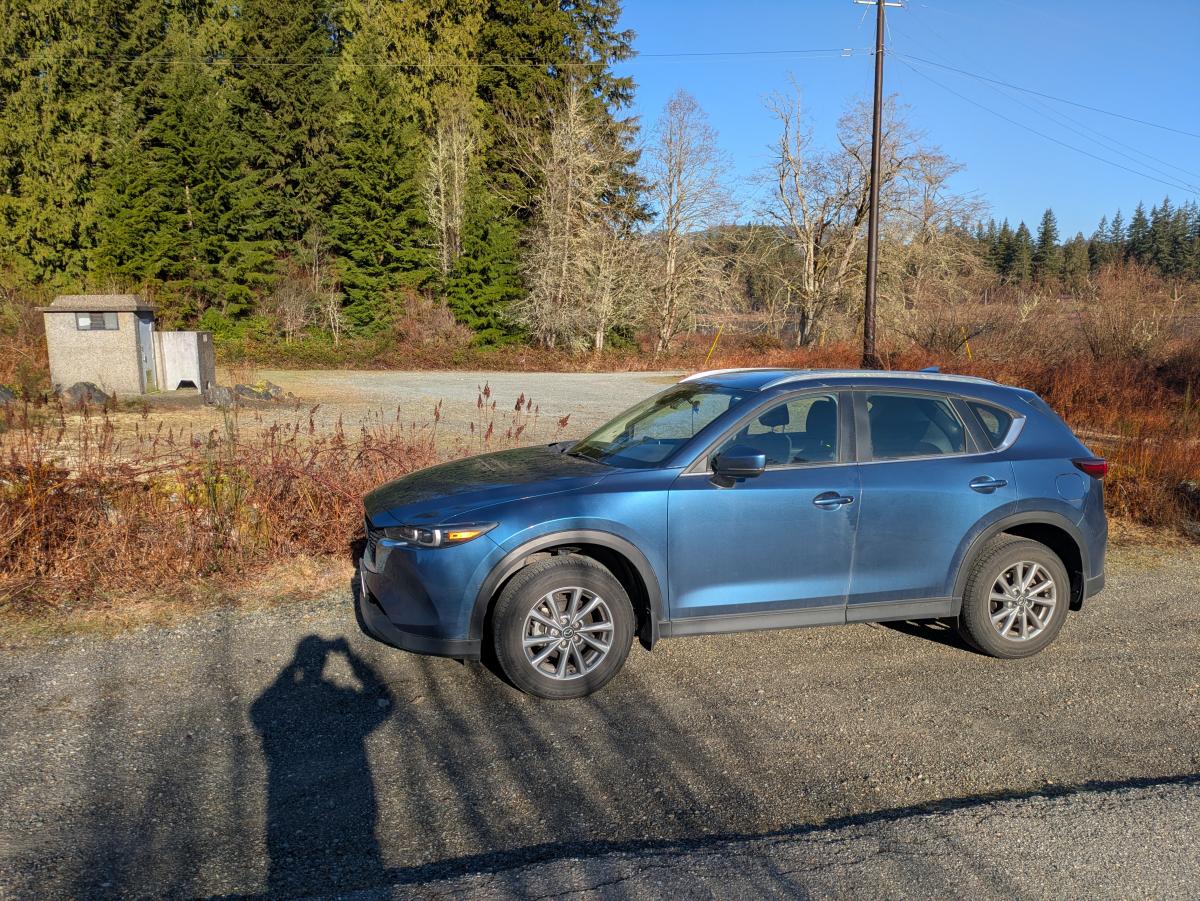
[491, 555, 635, 699]
[957, 536, 1070, 658]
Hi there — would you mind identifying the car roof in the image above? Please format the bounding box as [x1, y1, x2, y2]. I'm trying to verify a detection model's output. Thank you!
[679, 367, 1003, 393]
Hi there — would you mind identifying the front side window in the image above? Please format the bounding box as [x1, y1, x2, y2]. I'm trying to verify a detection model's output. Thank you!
[713, 393, 839, 467]
[866, 393, 966, 460]
[570, 385, 747, 469]
[76, 311, 119, 331]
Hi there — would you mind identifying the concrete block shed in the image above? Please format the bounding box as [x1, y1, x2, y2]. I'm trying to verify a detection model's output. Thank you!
[40, 294, 216, 395]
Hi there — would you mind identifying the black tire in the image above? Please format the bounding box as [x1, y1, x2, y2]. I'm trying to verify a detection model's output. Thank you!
[491, 555, 635, 699]
[957, 536, 1070, 658]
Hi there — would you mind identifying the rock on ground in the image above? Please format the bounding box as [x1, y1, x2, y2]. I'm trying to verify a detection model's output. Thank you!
[59, 381, 109, 407]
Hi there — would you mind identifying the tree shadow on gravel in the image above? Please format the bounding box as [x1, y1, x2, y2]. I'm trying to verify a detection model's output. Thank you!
[249, 635, 392, 899]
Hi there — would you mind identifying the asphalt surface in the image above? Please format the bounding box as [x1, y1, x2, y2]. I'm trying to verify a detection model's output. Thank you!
[1, 548, 1198, 899]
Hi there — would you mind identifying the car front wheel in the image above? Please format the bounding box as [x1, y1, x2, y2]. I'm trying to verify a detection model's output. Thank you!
[958, 536, 1070, 658]
[491, 555, 635, 699]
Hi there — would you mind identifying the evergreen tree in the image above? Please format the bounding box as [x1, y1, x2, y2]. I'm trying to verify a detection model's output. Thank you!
[1126, 202, 1151, 263]
[92, 7, 238, 323]
[1063, 232, 1089, 291]
[1148, 196, 1189, 278]
[221, 0, 344, 312]
[1089, 215, 1112, 269]
[1109, 209, 1125, 251]
[992, 219, 1014, 277]
[1032, 207, 1062, 283]
[331, 5, 437, 328]
[1011, 222, 1034, 284]
[0, 0, 130, 285]
[444, 188, 525, 343]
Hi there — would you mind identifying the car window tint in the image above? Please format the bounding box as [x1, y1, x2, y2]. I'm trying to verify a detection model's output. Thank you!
[968, 402, 1015, 448]
[866, 393, 966, 460]
[715, 394, 838, 467]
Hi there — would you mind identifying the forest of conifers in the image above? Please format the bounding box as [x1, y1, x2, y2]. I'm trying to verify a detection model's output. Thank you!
[2, 0, 1199, 362]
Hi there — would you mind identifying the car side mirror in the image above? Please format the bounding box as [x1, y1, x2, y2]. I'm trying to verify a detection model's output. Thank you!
[711, 445, 767, 488]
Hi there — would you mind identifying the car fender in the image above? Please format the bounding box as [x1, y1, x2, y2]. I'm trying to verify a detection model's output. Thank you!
[469, 528, 666, 647]
[950, 503, 1092, 605]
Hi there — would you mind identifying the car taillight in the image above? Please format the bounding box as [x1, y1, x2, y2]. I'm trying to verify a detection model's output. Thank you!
[1073, 457, 1108, 479]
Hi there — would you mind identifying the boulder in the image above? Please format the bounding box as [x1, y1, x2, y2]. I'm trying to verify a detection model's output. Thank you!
[0, 386, 15, 405]
[235, 384, 272, 401]
[206, 385, 236, 407]
[60, 382, 109, 407]
[261, 380, 285, 399]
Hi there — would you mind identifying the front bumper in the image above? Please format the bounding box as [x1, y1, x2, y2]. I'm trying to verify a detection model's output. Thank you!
[356, 530, 497, 660]
[355, 578, 481, 659]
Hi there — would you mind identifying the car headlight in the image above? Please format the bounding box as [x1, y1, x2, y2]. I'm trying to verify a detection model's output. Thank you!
[379, 523, 497, 548]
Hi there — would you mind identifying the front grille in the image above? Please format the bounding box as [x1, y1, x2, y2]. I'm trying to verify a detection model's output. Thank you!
[365, 516, 381, 559]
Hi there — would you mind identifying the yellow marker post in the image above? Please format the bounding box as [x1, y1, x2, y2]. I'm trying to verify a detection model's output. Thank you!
[703, 324, 725, 366]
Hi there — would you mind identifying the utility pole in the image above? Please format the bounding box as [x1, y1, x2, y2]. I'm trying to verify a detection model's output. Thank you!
[854, 0, 902, 369]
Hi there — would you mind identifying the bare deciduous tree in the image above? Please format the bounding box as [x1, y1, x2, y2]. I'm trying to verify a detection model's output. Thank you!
[301, 225, 345, 345]
[645, 90, 733, 353]
[762, 88, 919, 346]
[426, 103, 476, 277]
[881, 151, 991, 352]
[507, 80, 642, 350]
[262, 264, 314, 344]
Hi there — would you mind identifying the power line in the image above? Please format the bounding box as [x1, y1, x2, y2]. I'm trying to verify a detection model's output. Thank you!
[636, 47, 871, 59]
[897, 52, 1200, 140]
[0, 47, 871, 67]
[887, 22, 1200, 184]
[897, 57, 1198, 196]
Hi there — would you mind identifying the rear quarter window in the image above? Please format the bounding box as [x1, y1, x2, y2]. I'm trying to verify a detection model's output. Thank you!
[968, 402, 1015, 448]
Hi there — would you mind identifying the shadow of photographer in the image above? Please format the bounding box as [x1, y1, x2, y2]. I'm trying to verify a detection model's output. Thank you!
[250, 634, 393, 897]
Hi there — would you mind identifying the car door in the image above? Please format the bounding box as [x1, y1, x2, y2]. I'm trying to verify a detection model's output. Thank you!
[846, 389, 1018, 621]
[666, 390, 860, 632]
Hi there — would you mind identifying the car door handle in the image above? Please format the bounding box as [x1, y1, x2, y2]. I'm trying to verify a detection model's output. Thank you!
[969, 476, 1008, 493]
[813, 491, 855, 509]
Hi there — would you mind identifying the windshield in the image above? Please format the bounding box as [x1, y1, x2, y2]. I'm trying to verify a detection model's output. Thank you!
[570, 385, 748, 469]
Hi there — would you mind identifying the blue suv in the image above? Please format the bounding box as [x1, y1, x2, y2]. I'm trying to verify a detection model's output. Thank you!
[359, 369, 1107, 698]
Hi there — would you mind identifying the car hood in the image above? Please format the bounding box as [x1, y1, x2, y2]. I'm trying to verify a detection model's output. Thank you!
[364, 443, 610, 525]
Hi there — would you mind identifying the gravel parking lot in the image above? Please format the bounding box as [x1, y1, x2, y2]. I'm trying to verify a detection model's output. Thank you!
[253, 369, 682, 438]
[1, 545, 1197, 898]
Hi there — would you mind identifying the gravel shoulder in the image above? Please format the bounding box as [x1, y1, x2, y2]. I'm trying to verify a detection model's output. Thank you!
[1, 546, 1198, 899]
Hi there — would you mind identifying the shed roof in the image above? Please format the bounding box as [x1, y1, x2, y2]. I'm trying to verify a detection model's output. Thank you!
[41, 294, 156, 313]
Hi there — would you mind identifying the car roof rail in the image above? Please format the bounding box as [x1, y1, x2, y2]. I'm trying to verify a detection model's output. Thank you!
[678, 367, 771, 383]
[759, 369, 997, 389]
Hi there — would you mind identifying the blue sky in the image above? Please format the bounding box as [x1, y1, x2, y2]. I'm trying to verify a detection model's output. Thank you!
[615, 0, 1200, 236]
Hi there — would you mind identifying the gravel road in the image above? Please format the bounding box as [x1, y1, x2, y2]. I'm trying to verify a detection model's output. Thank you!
[1, 547, 1197, 899]
[366, 778, 1200, 900]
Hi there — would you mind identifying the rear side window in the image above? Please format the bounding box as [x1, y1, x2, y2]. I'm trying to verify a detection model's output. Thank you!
[968, 402, 1015, 448]
[866, 393, 966, 460]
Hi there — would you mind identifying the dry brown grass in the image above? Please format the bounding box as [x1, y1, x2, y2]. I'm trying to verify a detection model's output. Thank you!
[0, 388, 577, 622]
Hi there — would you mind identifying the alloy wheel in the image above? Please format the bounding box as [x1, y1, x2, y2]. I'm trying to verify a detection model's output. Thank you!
[522, 586, 614, 680]
[989, 560, 1057, 641]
